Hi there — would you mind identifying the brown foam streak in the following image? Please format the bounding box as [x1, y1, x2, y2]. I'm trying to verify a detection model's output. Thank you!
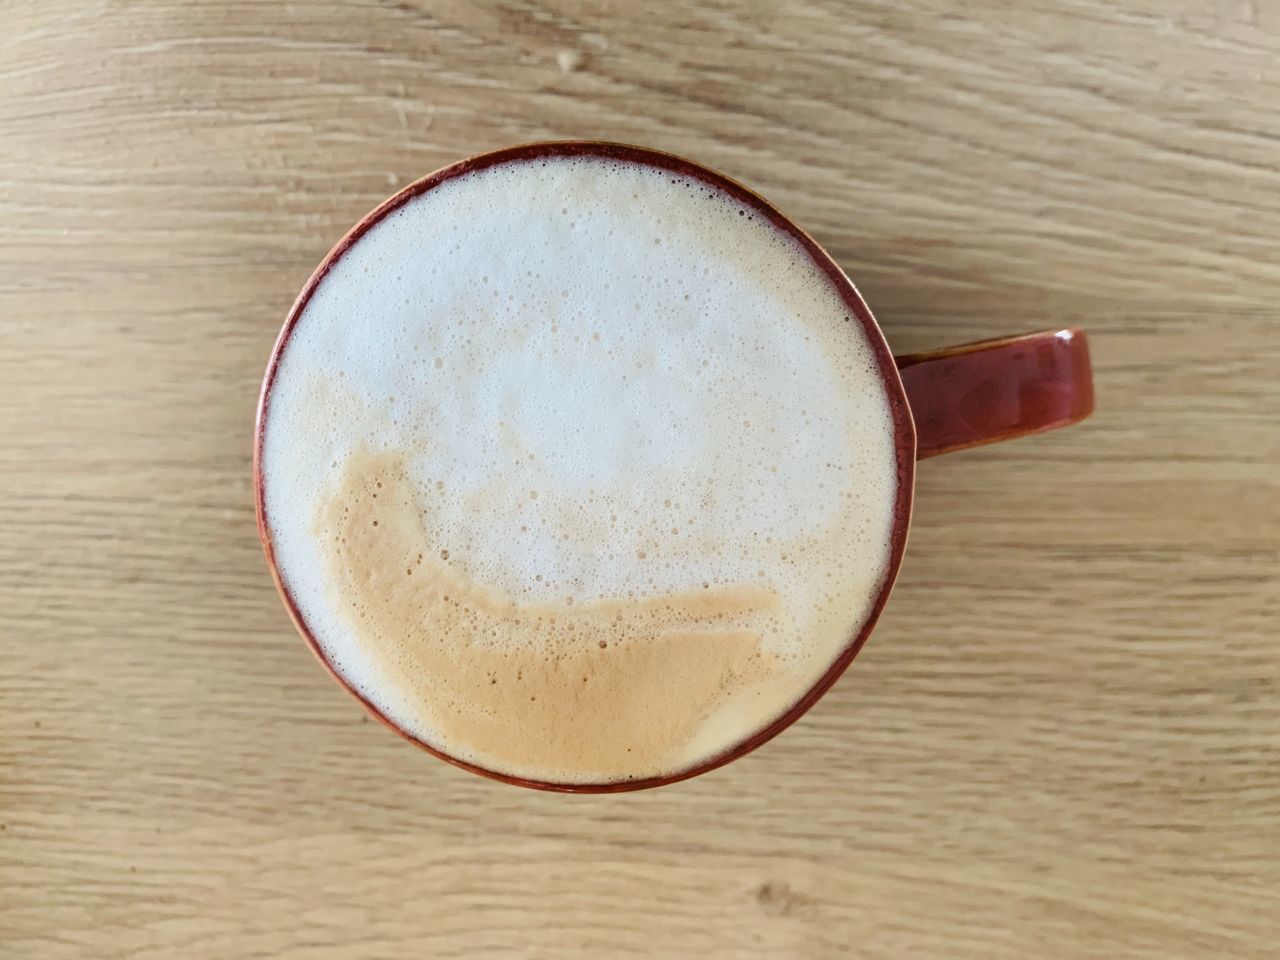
[316, 451, 782, 779]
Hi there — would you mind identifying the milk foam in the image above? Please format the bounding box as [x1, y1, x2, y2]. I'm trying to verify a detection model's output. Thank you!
[260, 154, 899, 783]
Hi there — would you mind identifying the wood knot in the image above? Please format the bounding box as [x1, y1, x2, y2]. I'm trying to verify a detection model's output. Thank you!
[754, 879, 808, 916]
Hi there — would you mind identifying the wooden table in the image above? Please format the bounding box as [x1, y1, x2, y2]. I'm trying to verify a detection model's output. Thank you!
[3, 2, 1277, 957]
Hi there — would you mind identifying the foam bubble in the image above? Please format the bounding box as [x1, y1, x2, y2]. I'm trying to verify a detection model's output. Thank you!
[260, 154, 898, 783]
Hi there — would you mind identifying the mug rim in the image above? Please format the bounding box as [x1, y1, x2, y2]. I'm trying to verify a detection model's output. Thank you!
[254, 140, 917, 793]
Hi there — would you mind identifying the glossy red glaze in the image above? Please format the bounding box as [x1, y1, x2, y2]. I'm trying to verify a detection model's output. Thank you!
[896, 329, 1094, 459]
[255, 141, 1091, 793]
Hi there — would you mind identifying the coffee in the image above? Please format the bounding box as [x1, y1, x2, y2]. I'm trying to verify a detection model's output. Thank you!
[260, 153, 900, 784]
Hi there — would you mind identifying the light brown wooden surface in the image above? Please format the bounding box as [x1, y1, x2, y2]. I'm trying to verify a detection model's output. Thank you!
[3, 2, 1278, 957]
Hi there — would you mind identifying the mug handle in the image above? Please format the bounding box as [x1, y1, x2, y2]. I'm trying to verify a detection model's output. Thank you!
[895, 328, 1094, 459]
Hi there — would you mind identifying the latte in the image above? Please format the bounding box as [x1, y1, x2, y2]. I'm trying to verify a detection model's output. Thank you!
[259, 152, 900, 784]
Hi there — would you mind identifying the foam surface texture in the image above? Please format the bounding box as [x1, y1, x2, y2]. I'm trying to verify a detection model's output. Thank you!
[261, 155, 899, 783]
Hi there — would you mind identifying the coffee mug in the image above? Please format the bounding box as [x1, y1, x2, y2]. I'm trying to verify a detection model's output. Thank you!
[255, 141, 1093, 792]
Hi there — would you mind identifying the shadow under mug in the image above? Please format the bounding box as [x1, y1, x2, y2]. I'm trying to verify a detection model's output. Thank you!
[255, 141, 1094, 793]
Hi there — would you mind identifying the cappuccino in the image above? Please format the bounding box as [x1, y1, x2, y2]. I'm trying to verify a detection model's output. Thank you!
[260, 153, 900, 784]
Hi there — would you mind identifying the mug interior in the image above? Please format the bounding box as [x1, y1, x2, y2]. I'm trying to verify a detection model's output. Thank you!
[254, 141, 917, 792]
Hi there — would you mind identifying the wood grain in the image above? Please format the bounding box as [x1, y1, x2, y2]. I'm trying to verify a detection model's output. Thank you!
[2, 1, 1277, 957]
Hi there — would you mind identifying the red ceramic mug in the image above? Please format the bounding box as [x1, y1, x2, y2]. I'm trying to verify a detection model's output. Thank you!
[256, 141, 1093, 792]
